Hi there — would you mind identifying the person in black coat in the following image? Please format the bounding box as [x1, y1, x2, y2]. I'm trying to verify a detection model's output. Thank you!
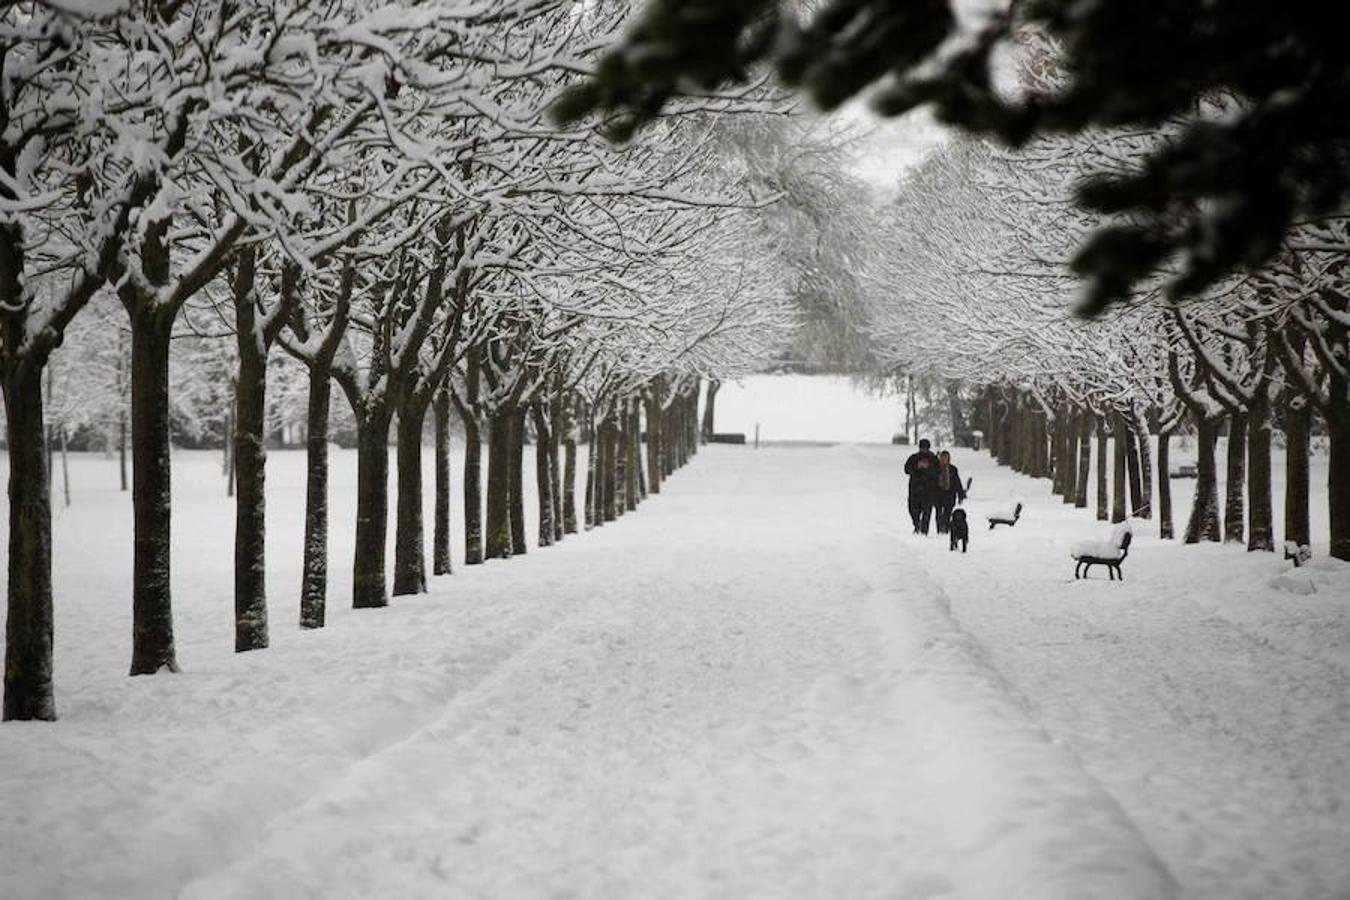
[933, 450, 967, 535]
[903, 438, 940, 534]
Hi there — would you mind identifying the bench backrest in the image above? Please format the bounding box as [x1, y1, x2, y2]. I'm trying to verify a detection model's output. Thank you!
[1110, 523, 1133, 560]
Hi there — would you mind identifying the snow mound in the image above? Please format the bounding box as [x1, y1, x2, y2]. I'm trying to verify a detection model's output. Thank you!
[1269, 572, 1317, 596]
[877, 572, 1178, 900]
[1270, 555, 1350, 597]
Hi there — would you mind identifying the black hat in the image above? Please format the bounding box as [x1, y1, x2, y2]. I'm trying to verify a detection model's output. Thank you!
[918, 438, 931, 449]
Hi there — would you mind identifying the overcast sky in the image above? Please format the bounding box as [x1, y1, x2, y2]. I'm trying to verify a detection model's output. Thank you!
[846, 108, 951, 196]
[836, 0, 1010, 196]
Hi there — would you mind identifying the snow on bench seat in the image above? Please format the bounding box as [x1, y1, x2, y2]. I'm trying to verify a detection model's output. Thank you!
[1070, 539, 1126, 561]
[987, 501, 1023, 529]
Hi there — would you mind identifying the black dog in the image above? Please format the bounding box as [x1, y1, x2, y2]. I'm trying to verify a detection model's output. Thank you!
[949, 508, 969, 553]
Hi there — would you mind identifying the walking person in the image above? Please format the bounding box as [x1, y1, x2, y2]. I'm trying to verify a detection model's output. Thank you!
[903, 438, 940, 535]
[933, 450, 967, 535]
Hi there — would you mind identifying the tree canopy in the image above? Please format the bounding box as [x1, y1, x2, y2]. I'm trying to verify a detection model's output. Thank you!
[553, 1, 1350, 314]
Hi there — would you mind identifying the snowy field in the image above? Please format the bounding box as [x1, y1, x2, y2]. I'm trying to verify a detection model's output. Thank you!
[2, 379, 1348, 900]
[713, 374, 904, 444]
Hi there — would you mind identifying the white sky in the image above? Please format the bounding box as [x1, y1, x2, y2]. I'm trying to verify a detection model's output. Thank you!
[834, 0, 1010, 195]
[845, 106, 951, 196]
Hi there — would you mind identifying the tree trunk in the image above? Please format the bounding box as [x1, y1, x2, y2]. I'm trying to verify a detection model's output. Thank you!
[1185, 417, 1222, 543]
[1246, 392, 1274, 552]
[1158, 430, 1174, 540]
[509, 403, 528, 556]
[299, 366, 330, 629]
[232, 332, 269, 652]
[485, 407, 513, 558]
[1000, 395, 1015, 466]
[1040, 411, 1051, 478]
[627, 399, 642, 508]
[1111, 411, 1127, 523]
[994, 396, 1008, 465]
[683, 391, 694, 462]
[1062, 406, 1079, 503]
[129, 309, 178, 675]
[563, 404, 578, 534]
[603, 413, 618, 522]
[352, 409, 392, 608]
[689, 390, 700, 456]
[1330, 410, 1350, 562]
[701, 379, 719, 442]
[460, 403, 483, 565]
[613, 412, 627, 516]
[433, 389, 452, 576]
[1095, 416, 1108, 521]
[688, 390, 699, 458]
[1036, 410, 1049, 478]
[1284, 398, 1311, 549]
[1075, 409, 1091, 509]
[584, 411, 597, 528]
[1124, 421, 1143, 519]
[1051, 407, 1065, 496]
[392, 404, 427, 596]
[1223, 413, 1247, 543]
[530, 401, 555, 548]
[1134, 409, 1154, 519]
[986, 392, 998, 458]
[644, 392, 662, 495]
[3, 365, 56, 720]
[661, 402, 674, 477]
[549, 385, 564, 542]
[1049, 408, 1063, 494]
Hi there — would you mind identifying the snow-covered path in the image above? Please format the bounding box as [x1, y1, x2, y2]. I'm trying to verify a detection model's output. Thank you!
[3, 442, 1345, 899]
[170, 446, 1167, 900]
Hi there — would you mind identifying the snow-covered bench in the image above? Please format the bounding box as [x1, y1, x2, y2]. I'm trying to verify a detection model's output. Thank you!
[1071, 522, 1133, 581]
[987, 501, 1022, 530]
[1284, 541, 1312, 567]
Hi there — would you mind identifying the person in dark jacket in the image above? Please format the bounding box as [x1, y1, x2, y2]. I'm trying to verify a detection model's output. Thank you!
[903, 438, 940, 534]
[933, 450, 968, 535]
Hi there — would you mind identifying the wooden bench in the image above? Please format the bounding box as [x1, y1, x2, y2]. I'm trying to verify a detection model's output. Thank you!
[987, 501, 1022, 530]
[1071, 523, 1133, 581]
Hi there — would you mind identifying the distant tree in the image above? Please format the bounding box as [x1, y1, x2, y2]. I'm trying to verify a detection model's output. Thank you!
[555, 2, 1350, 313]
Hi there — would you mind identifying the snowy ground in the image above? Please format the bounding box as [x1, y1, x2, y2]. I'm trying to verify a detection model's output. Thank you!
[912, 448, 1350, 900]
[2, 391, 1348, 899]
